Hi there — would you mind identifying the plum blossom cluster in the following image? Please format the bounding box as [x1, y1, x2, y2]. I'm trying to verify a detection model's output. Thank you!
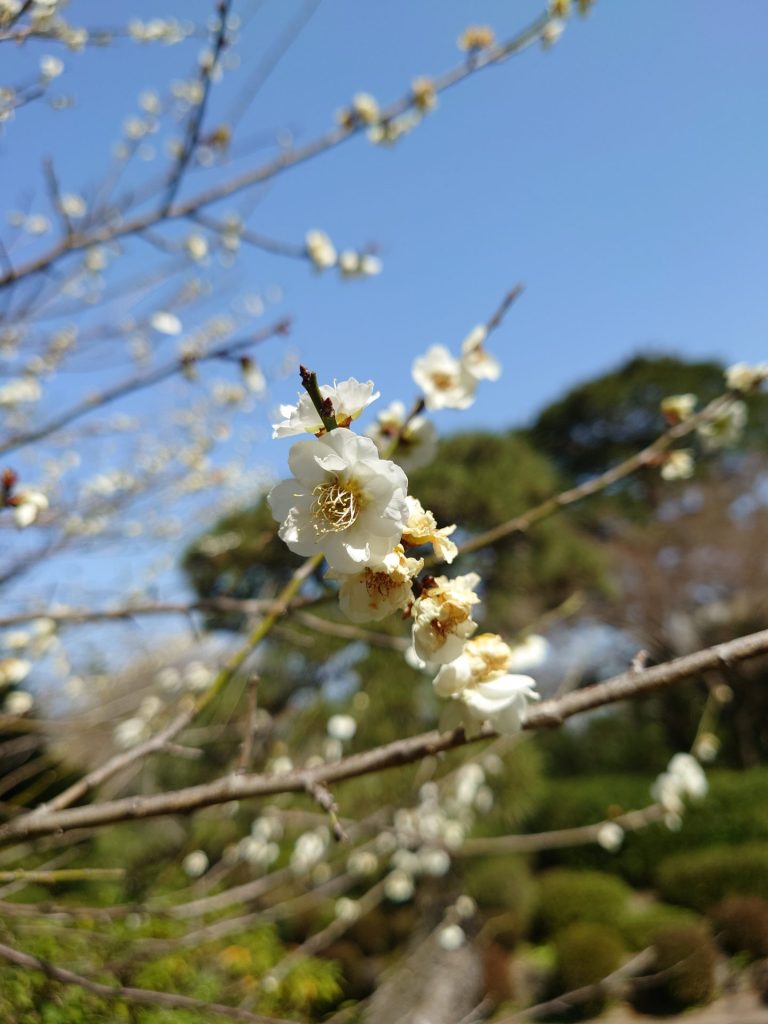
[657, 361, 767, 481]
[268, 364, 539, 737]
[334, 82, 439, 148]
[412, 324, 500, 412]
[651, 752, 708, 830]
[305, 229, 382, 279]
[1, 468, 48, 528]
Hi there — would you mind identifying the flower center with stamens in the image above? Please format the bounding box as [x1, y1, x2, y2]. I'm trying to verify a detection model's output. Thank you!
[431, 372, 455, 391]
[311, 478, 361, 535]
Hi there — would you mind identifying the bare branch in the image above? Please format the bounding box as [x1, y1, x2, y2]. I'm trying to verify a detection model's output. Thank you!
[4, 625, 767, 844]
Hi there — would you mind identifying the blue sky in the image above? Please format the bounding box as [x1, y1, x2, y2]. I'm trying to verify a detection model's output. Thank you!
[5, 0, 767, 454]
[2, 0, 767, 626]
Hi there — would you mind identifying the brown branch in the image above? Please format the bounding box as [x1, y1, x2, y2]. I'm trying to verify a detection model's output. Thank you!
[160, 0, 234, 213]
[0, 595, 299, 629]
[442, 392, 736, 565]
[459, 803, 666, 856]
[4, 626, 767, 844]
[485, 282, 524, 335]
[0, 940, 299, 1024]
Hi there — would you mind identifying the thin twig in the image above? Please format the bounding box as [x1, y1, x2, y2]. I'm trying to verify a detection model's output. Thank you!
[0, 317, 289, 456]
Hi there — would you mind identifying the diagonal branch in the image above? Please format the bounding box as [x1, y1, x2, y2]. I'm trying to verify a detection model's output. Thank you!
[4, 625, 767, 844]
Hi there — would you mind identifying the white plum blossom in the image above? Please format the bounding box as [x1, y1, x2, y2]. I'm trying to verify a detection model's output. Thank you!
[695, 732, 720, 763]
[305, 229, 337, 270]
[460, 325, 501, 382]
[114, 717, 147, 749]
[272, 378, 379, 438]
[327, 713, 357, 742]
[726, 362, 768, 392]
[661, 449, 695, 481]
[291, 828, 329, 874]
[347, 849, 378, 877]
[0, 658, 31, 686]
[384, 868, 414, 902]
[540, 17, 565, 47]
[150, 311, 182, 335]
[39, 55, 64, 79]
[182, 850, 209, 878]
[507, 633, 549, 673]
[437, 924, 465, 951]
[59, 193, 86, 218]
[335, 897, 362, 923]
[184, 233, 209, 261]
[268, 429, 408, 573]
[338, 250, 382, 278]
[411, 573, 481, 665]
[401, 496, 458, 564]
[333, 544, 423, 622]
[412, 345, 477, 411]
[596, 821, 624, 852]
[660, 393, 697, 424]
[433, 633, 539, 736]
[0, 378, 41, 405]
[651, 752, 708, 814]
[13, 490, 48, 528]
[419, 847, 451, 877]
[5, 690, 34, 715]
[351, 92, 380, 125]
[366, 400, 438, 472]
[455, 895, 477, 919]
[697, 399, 747, 449]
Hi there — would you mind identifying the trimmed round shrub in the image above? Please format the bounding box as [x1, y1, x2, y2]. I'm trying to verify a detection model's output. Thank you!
[460, 856, 535, 946]
[710, 896, 768, 959]
[630, 924, 716, 1015]
[527, 769, 768, 887]
[657, 842, 768, 911]
[535, 869, 632, 938]
[620, 903, 701, 950]
[553, 922, 625, 1020]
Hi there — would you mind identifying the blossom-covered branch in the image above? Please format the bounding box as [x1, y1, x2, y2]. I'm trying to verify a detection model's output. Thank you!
[4, 625, 767, 844]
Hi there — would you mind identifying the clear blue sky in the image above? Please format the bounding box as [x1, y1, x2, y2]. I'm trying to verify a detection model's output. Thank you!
[3, 0, 767, 626]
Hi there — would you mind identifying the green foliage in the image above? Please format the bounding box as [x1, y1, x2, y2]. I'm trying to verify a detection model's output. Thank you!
[619, 903, 701, 950]
[0, 919, 340, 1023]
[631, 924, 716, 1015]
[182, 499, 307, 630]
[552, 922, 625, 1020]
[460, 857, 534, 948]
[528, 353, 768, 482]
[408, 430, 607, 627]
[534, 869, 632, 938]
[657, 843, 768, 912]
[538, 707, 681, 778]
[709, 897, 768, 960]
[526, 769, 768, 886]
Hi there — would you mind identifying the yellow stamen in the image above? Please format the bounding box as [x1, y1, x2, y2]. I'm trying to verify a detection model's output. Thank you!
[311, 478, 360, 535]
